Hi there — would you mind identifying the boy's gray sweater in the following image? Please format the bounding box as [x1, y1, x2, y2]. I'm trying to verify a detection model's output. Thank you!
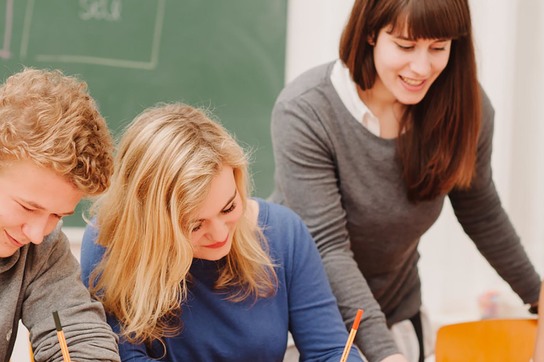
[0, 225, 119, 362]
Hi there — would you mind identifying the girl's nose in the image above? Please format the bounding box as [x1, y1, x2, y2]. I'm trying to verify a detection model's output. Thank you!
[207, 219, 229, 242]
[410, 50, 432, 76]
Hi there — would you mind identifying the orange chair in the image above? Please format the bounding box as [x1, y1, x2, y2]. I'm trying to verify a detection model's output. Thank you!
[435, 318, 537, 362]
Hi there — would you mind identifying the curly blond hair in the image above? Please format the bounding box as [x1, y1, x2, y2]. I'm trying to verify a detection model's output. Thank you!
[0, 67, 113, 195]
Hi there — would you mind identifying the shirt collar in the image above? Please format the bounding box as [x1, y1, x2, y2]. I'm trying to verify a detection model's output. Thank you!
[330, 59, 381, 136]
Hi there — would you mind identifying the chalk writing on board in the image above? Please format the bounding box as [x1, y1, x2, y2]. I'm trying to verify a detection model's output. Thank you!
[1, 0, 287, 227]
[79, 0, 122, 22]
[20, 0, 164, 70]
[0, 0, 13, 59]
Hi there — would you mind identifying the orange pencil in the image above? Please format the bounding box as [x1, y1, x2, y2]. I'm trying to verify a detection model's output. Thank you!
[52, 311, 72, 362]
[28, 335, 34, 362]
[340, 309, 364, 362]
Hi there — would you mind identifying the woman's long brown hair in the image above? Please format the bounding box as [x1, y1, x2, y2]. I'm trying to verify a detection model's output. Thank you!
[340, 0, 481, 202]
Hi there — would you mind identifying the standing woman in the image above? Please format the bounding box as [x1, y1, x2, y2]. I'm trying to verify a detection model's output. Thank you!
[270, 0, 540, 361]
[80, 103, 363, 362]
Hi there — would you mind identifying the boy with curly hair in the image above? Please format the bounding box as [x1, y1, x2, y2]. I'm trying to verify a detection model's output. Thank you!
[0, 68, 119, 361]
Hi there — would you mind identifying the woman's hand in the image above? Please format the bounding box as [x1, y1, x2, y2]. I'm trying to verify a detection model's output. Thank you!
[380, 354, 409, 362]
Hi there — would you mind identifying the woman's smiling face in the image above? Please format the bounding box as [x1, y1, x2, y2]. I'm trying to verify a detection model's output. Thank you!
[371, 25, 452, 105]
[189, 165, 243, 261]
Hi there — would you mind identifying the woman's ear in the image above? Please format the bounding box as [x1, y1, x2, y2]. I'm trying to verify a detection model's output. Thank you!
[367, 34, 376, 46]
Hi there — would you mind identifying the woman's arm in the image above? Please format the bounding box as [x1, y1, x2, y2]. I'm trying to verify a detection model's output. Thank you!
[280, 206, 363, 362]
[271, 95, 400, 362]
[449, 89, 540, 304]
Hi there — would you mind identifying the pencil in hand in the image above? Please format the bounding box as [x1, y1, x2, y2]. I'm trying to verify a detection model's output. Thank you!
[340, 308, 364, 362]
[52, 311, 72, 362]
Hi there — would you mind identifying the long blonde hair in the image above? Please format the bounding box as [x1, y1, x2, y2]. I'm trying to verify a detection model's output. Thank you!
[89, 103, 277, 343]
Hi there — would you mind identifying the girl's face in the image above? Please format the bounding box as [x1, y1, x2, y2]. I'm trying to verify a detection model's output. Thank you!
[371, 25, 452, 105]
[189, 165, 243, 261]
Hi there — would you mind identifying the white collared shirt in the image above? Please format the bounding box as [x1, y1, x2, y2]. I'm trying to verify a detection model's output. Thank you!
[330, 59, 381, 136]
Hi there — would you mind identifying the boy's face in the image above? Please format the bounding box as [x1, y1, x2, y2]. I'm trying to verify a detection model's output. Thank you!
[0, 159, 84, 257]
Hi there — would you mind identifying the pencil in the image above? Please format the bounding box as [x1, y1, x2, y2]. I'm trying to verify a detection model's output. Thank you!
[28, 335, 34, 362]
[52, 311, 72, 362]
[340, 308, 364, 362]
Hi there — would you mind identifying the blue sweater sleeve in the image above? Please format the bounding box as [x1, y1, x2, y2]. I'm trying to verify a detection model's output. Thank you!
[265, 201, 363, 362]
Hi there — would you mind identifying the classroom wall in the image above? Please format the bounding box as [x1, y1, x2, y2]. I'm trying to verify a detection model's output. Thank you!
[286, 0, 544, 324]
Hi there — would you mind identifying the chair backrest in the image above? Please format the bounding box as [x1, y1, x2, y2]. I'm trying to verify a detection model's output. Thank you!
[435, 318, 537, 362]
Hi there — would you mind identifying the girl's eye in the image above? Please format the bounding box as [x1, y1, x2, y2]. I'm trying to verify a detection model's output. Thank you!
[396, 43, 414, 50]
[222, 202, 236, 214]
[20, 204, 34, 212]
[191, 224, 202, 233]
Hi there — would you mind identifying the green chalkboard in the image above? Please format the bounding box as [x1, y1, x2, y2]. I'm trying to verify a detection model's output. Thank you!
[0, 0, 287, 227]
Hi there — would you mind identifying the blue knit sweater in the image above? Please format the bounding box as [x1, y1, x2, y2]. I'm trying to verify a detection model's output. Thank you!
[80, 199, 363, 362]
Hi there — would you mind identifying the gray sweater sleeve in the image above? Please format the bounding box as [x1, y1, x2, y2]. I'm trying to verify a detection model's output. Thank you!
[271, 95, 399, 361]
[449, 89, 541, 304]
[22, 229, 120, 362]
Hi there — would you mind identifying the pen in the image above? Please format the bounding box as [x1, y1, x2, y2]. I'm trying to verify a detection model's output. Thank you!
[52, 311, 72, 362]
[340, 309, 364, 362]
